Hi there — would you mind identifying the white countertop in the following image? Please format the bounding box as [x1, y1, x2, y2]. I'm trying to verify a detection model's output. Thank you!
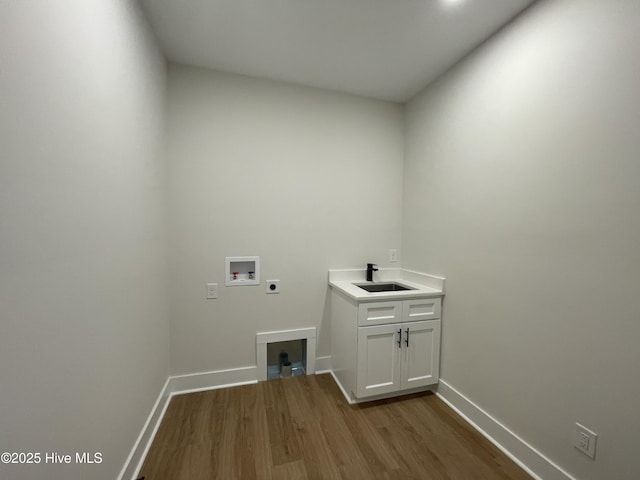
[329, 268, 445, 301]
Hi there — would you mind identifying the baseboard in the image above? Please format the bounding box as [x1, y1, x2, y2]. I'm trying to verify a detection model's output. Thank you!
[314, 355, 331, 373]
[122, 358, 332, 479]
[117, 376, 172, 480]
[329, 369, 355, 404]
[436, 379, 576, 480]
[168, 365, 258, 395]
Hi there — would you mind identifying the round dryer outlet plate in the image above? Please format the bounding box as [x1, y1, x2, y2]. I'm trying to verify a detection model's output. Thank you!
[266, 280, 280, 294]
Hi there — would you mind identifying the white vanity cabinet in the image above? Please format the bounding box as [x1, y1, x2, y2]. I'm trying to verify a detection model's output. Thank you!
[356, 318, 440, 398]
[330, 291, 442, 403]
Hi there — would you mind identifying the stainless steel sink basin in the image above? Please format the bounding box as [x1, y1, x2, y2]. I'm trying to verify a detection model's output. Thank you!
[354, 282, 415, 293]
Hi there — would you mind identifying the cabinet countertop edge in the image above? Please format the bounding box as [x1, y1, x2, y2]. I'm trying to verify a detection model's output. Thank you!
[328, 268, 445, 301]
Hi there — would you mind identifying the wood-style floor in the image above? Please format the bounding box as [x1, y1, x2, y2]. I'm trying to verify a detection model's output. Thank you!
[139, 373, 532, 480]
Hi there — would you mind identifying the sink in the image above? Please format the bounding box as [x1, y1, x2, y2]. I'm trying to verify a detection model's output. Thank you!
[354, 282, 416, 293]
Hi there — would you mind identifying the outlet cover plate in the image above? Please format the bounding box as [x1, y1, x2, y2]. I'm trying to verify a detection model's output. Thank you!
[266, 280, 280, 294]
[574, 422, 597, 459]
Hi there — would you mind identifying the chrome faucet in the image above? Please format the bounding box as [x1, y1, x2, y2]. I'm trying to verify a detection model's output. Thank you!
[366, 263, 378, 282]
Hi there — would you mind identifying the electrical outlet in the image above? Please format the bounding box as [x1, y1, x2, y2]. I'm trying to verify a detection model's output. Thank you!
[574, 423, 597, 459]
[206, 283, 218, 299]
[389, 248, 398, 263]
[266, 280, 280, 294]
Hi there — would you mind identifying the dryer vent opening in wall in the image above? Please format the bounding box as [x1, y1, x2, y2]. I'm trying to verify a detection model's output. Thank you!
[256, 327, 317, 382]
[267, 339, 307, 380]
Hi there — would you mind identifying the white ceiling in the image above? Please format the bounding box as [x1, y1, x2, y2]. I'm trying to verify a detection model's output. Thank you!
[140, 0, 538, 102]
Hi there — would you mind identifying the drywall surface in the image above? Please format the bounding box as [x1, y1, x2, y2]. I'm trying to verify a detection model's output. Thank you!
[0, 1, 169, 479]
[403, 1, 640, 479]
[166, 65, 404, 374]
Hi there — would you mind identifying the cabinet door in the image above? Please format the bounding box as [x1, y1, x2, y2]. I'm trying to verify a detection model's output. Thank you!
[356, 324, 402, 398]
[400, 320, 441, 390]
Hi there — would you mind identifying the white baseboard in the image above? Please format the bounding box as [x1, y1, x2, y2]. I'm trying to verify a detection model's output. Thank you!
[329, 369, 355, 404]
[122, 358, 332, 479]
[117, 377, 172, 480]
[168, 365, 258, 395]
[436, 379, 576, 480]
[314, 355, 331, 373]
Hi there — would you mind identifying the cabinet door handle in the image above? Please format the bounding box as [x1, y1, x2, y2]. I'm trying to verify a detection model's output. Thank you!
[397, 329, 402, 348]
[405, 328, 410, 347]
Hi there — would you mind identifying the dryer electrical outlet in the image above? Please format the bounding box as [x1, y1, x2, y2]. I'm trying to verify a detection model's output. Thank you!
[266, 280, 280, 294]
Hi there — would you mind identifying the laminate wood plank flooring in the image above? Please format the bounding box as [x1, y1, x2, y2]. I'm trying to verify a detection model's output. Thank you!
[140, 374, 532, 480]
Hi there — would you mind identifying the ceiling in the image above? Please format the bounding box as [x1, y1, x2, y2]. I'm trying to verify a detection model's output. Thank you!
[139, 0, 538, 103]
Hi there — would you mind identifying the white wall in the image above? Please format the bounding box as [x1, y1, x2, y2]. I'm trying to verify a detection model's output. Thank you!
[403, 1, 640, 479]
[166, 65, 404, 375]
[0, 1, 169, 479]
